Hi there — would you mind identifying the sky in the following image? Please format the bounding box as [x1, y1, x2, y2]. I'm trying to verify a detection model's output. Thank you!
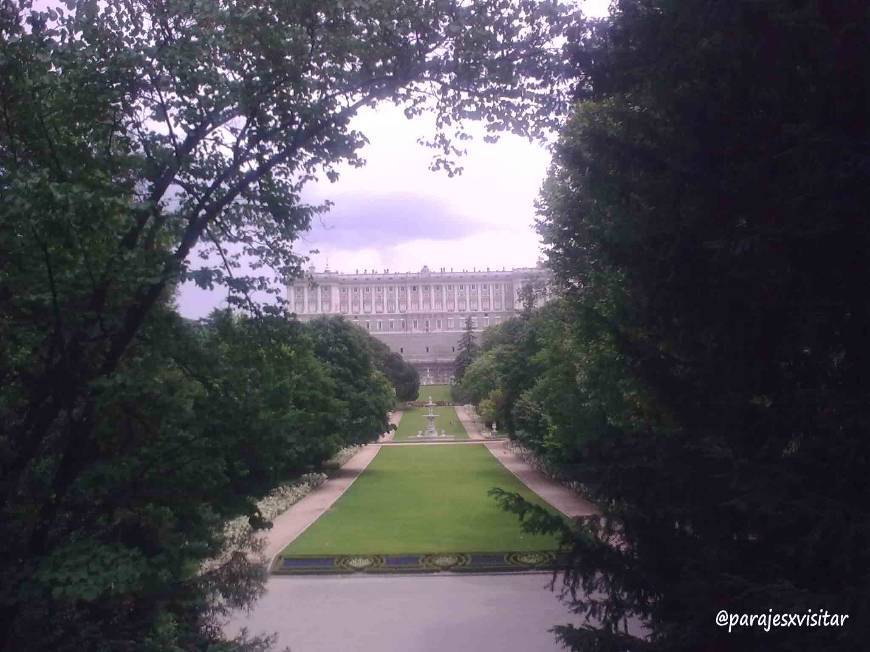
[178, 0, 611, 318]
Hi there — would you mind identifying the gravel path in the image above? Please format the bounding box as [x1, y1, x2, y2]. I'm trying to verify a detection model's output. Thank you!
[484, 440, 598, 518]
[453, 404, 487, 440]
[260, 444, 382, 564]
[225, 573, 578, 652]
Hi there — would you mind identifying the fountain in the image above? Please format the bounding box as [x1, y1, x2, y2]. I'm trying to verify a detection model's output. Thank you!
[418, 396, 443, 438]
[425, 396, 438, 437]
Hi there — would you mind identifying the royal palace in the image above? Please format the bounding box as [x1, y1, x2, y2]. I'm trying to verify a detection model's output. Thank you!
[288, 265, 550, 383]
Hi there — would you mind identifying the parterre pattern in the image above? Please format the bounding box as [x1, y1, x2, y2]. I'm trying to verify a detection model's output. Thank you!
[272, 550, 567, 575]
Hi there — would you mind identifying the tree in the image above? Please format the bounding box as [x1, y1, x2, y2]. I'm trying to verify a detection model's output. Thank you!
[303, 317, 395, 444]
[364, 334, 420, 402]
[453, 316, 478, 383]
[0, 1, 582, 648]
[458, 348, 499, 404]
[0, 304, 373, 651]
[521, 1, 870, 650]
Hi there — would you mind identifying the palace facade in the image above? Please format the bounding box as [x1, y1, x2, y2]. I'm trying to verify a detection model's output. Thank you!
[288, 265, 551, 383]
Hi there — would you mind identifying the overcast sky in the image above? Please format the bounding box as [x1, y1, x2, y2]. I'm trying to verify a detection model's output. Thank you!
[178, 0, 610, 318]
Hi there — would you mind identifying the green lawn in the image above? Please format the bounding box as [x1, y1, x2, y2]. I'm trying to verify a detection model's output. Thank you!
[393, 405, 468, 441]
[417, 383, 453, 402]
[282, 444, 560, 555]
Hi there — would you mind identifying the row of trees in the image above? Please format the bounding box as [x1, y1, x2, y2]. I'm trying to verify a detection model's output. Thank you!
[1, 306, 399, 650]
[461, 1, 870, 650]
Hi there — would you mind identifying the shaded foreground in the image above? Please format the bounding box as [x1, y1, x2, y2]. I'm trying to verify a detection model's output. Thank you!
[226, 574, 577, 652]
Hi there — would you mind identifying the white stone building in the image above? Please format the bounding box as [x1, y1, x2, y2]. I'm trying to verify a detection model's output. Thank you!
[288, 265, 551, 383]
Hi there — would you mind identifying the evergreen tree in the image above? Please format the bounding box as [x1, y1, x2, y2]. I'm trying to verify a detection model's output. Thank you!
[495, 1, 870, 650]
[453, 317, 479, 383]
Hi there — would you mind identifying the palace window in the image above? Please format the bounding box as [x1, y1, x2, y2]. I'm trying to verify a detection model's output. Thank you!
[413, 319, 418, 329]
[366, 321, 370, 330]
[377, 321, 382, 330]
[389, 320, 394, 330]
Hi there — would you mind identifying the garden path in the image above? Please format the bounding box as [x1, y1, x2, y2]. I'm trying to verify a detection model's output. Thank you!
[260, 444, 381, 564]
[453, 404, 487, 440]
[484, 440, 598, 518]
[226, 573, 580, 651]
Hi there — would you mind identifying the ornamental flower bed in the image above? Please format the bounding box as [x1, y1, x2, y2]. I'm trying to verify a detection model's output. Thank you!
[222, 472, 328, 547]
[405, 400, 453, 408]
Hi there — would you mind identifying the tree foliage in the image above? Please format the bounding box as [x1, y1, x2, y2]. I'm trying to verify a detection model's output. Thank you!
[458, 299, 592, 457]
[452, 315, 479, 384]
[0, 0, 583, 647]
[0, 304, 393, 650]
[480, 1, 870, 650]
[364, 334, 420, 402]
[303, 316, 395, 442]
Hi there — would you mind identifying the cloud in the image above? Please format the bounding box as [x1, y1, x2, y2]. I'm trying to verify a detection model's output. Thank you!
[301, 193, 485, 249]
[178, 99, 554, 317]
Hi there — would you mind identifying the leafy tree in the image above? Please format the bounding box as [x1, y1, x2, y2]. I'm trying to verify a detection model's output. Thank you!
[0, 0, 582, 648]
[515, 1, 870, 650]
[364, 335, 420, 402]
[0, 304, 362, 651]
[303, 317, 395, 443]
[457, 306, 556, 433]
[477, 395, 498, 424]
[458, 348, 499, 404]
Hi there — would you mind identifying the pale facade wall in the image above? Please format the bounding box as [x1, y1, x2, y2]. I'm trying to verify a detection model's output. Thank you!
[288, 265, 551, 383]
